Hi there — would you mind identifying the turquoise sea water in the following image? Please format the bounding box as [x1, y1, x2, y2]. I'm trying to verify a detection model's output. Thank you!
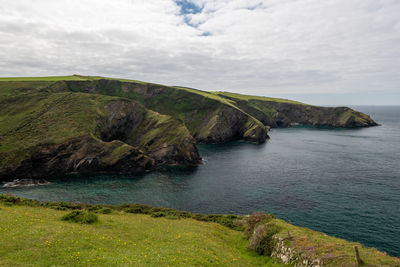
[1, 106, 399, 257]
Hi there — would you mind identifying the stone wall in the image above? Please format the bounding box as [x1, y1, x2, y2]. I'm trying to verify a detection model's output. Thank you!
[271, 237, 323, 267]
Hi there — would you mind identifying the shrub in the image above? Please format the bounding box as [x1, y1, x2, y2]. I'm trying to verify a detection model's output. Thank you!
[98, 208, 112, 214]
[249, 223, 281, 256]
[0, 194, 21, 205]
[216, 215, 240, 229]
[89, 206, 112, 214]
[122, 204, 152, 214]
[244, 212, 274, 238]
[49, 202, 82, 211]
[151, 212, 166, 218]
[61, 210, 98, 224]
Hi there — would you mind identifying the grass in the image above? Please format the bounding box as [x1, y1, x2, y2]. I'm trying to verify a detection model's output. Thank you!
[1, 195, 398, 266]
[0, 75, 100, 82]
[272, 218, 399, 266]
[0, 203, 282, 266]
[213, 91, 305, 105]
[0, 92, 114, 165]
[0, 83, 194, 167]
[0, 75, 148, 85]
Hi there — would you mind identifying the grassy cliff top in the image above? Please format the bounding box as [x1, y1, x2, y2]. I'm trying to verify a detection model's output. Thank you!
[0, 75, 101, 82]
[0, 75, 305, 103]
[0, 75, 146, 84]
[213, 91, 306, 105]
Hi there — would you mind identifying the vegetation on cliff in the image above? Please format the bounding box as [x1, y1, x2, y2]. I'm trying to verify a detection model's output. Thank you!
[0, 77, 200, 179]
[0, 75, 377, 179]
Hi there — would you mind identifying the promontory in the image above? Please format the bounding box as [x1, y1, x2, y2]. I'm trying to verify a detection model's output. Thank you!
[0, 75, 377, 180]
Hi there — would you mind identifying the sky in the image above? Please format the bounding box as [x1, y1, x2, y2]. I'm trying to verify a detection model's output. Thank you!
[0, 0, 399, 105]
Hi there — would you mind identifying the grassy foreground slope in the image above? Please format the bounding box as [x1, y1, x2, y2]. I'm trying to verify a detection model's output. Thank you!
[0, 196, 399, 267]
[0, 204, 280, 267]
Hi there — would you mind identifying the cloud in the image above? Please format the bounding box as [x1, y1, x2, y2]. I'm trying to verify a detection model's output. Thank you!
[0, 0, 399, 103]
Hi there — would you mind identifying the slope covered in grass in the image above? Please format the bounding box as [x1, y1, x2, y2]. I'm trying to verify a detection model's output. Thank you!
[0, 203, 282, 267]
[270, 218, 400, 266]
[0, 79, 200, 180]
[1, 196, 398, 266]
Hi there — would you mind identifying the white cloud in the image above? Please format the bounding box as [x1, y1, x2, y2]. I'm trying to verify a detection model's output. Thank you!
[0, 0, 399, 103]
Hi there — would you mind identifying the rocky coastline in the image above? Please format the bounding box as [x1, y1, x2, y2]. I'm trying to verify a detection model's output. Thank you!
[0, 76, 378, 180]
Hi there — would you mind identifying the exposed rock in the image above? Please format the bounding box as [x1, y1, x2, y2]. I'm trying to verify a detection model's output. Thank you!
[272, 237, 323, 267]
[193, 106, 269, 144]
[57, 80, 271, 144]
[266, 102, 378, 128]
[3, 179, 50, 187]
[216, 94, 378, 128]
[96, 100, 201, 167]
[0, 136, 155, 180]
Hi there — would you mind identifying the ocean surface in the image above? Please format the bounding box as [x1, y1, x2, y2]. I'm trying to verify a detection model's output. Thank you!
[1, 106, 399, 257]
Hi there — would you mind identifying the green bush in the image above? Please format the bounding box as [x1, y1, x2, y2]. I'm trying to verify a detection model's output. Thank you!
[1, 194, 244, 229]
[249, 223, 281, 256]
[0, 195, 21, 205]
[151, 212, 166, 218]
[122, 204, 152, 214]
[49, 201, 83, 211]
[244, 212, 274, 238]
[98, 208, 112, 214]
[61, 210, 98, 224]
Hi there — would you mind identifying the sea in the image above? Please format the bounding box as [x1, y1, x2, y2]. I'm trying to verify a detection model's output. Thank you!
[1, 106, 399, 257]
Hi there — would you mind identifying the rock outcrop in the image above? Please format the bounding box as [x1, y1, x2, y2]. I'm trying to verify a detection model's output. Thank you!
[215, 93, 378, 128]
[0, 137, 155, 180]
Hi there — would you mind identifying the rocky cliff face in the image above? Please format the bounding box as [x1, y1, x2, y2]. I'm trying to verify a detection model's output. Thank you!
[0, 137, 155, 179]
[59, 79, 270, 144]
[58, 79, 376, 141]
[265, 102, 377, 128]
[0, 88, 200, 180]
[215, 93, 378, 128]
[96, 100, 201, 166]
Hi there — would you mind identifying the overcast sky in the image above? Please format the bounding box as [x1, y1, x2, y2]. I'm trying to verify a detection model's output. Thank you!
[0, 0, 399, 105]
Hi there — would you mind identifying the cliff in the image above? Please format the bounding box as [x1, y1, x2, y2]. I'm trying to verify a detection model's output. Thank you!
[0, 82, 200, 180]
[214, 92, 378, 128]
[0, 75, 378, 179]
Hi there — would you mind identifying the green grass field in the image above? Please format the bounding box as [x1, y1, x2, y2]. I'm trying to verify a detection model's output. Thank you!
[0, 75, 98, 81]
[0, 75, 147, 85]
[213, 91, 305, 105]
[0, 204, 282, 266]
